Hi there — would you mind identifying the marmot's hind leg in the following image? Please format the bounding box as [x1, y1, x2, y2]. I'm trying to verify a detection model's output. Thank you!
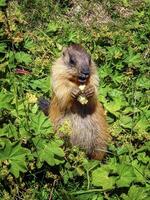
[89, 150, 106, 160]
[89, 135, 109, 160]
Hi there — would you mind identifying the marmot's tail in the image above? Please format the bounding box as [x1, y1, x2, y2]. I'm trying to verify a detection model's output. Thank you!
[38, 97, 50, 116]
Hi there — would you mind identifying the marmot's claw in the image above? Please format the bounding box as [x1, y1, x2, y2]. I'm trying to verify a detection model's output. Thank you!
[84, 85, 95, 98]
[71, 88, 81, 99]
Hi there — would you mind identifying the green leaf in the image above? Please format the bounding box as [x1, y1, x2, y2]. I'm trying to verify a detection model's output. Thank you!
[32, 136, 64, 167]
[134, 116, 149, 134]
[119, 115, 133, 129]
[132, 160, 146, 183]
[0, 140, 29, 177]
[0, 0, 6, 6]
[39, 145, 55, 166]
[116, 164, 136, 187]
[15, 52, 32, 65]
[0, 123, 18, 138]
[125, 48, 142, 67]
[0, 61, 8, 71]
[50, 140, 65, 157]
[30, 112, 53, 136]
[99, 64, 113, 79]
[133, 142, 150, 154]
[117, 145, 130, 155]
[0, 92, 13, 109]
[136, 76, 150, 89]
[83, 160, 99, 171]
[122, 185, 150, 200]
[30, 77, 50, 93]
[107, 46, 123, 60]
[0, 43, 7, 52]
[104, 101, 121, 117]
[11, 101, 27, 118]
[24, 39, 36, 53]
[137, 152, 150, 164]
[47, 22, 60, 33]
[8, 51, 16, 68]
[92, 167, 116, 190]
[104, 89, 127, 117]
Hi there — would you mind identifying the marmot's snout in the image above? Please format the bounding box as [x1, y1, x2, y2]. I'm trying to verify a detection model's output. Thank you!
[78, 67, 90, 83]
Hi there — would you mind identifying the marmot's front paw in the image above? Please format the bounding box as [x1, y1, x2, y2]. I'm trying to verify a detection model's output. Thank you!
[71, 87, 81, 99]
[84, 85, 95, 98]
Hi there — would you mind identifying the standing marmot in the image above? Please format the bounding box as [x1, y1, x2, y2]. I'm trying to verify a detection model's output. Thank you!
[49, 44, 110, 160]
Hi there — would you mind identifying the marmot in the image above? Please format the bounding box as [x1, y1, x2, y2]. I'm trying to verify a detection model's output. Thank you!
[49, 44, 110, 160]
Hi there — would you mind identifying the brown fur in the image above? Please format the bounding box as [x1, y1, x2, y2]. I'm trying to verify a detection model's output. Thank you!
[49, 44, 110, 160]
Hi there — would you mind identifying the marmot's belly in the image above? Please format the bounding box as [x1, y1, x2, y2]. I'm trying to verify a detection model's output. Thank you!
[64, 113, 100, 152]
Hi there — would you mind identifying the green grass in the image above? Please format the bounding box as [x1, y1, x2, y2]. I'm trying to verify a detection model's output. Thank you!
[0, 0, 150, 199]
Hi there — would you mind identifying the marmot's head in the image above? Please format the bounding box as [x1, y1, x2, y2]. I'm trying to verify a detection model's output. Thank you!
[63, 44, 92, 83]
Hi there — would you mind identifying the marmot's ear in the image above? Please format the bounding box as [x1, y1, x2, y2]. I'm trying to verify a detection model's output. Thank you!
[62, 47, 68, 56]
[62, 47, 70, 65]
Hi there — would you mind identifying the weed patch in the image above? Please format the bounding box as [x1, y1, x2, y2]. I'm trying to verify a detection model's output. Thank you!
[0, 0, 150, 199]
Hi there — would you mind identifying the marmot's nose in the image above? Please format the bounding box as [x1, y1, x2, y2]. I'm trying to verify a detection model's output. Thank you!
[81, 67, 90, 76]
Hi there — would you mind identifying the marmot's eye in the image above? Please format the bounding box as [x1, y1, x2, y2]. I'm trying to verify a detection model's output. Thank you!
[69, 56, 76, 66]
